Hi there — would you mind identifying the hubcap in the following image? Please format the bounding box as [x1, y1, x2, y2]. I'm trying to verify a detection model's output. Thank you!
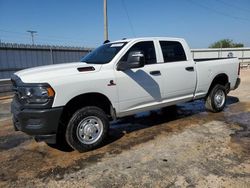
[214, 89, 225, 108]
[76, 116, 103, 144]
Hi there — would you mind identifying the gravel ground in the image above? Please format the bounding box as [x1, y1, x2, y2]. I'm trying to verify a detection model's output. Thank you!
[0, 70, 249, 188]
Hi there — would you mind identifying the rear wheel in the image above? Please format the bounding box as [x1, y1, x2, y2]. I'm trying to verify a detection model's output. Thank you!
[205, 84, 227, 112]
[65, 106, 109, 152]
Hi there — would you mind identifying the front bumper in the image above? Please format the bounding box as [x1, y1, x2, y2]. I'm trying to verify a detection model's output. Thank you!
[11, 99, 63, 144]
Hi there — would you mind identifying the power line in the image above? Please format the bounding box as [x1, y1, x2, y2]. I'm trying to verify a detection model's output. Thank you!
[216, 0, 250, 13]
[121, 0, 136, 37]
[0, 34, 75, 43]
[189, 0, 250, 22]
[0, 29, 85, 43]
[0, 29, 29, 36]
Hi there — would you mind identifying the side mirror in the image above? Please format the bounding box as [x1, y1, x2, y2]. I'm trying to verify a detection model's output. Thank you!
[117, 51, 145, 71]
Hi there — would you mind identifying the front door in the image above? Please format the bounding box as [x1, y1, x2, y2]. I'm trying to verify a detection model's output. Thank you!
[115, 41, 163, 116]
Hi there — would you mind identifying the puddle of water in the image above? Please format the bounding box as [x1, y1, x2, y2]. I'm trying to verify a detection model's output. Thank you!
[0, 134, 31, 151]
[225, 112, 250, 153]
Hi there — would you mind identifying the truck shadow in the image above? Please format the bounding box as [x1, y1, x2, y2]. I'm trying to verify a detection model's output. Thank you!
[106, 96, 239, 146]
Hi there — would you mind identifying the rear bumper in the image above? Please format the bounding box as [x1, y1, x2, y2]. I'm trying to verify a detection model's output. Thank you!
[233, 78, 241, 90]
[11, 100, 63, 144]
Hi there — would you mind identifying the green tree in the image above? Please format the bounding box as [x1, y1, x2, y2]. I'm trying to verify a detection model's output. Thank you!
[209, 39, 244, 48]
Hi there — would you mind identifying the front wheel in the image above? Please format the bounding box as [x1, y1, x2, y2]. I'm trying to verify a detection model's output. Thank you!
[65, 106, 109, 152]
[205, 84, 227, 112]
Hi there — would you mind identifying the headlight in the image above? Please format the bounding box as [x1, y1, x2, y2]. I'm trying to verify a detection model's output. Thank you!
[18, 86, 55, 104]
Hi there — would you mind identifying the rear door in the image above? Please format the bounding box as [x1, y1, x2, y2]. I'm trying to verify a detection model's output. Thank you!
[158, 40, 196, 101]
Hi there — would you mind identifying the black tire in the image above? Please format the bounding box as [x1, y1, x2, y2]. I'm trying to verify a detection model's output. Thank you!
[205, 84, 227, 112]
[65, 106, 109, 152]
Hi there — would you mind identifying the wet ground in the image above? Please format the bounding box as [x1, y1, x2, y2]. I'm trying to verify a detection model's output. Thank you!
[0, 70, 250, 187]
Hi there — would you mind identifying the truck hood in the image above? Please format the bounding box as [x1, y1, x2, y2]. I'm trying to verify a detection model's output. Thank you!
[15, 62, 102, 83]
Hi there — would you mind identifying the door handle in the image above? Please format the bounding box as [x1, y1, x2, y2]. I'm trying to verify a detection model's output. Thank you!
[150, 70, 161, 75]
[185, 67, 194, 71]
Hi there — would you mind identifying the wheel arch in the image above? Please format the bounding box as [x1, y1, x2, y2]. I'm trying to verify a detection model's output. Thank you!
[56, 92, 115, 143]
[62, 92, 115, 120]
[206, 73, 229, 98]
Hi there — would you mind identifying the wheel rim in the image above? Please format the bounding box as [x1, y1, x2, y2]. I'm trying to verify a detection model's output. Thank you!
[214, 89, 225, 108]
[76, 116, 103, 144]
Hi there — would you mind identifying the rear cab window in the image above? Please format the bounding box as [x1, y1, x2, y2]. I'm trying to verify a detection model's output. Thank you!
[159, 41, 187, 63]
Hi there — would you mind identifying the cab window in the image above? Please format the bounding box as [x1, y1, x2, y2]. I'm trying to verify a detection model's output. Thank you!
[120, 41, 156, 65]
[160, 41, 187, 62]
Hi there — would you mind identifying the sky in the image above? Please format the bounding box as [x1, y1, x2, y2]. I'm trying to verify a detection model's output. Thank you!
[0, 0, 250, 48]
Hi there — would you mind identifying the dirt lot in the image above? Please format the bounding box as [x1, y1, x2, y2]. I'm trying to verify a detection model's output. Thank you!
[0, 70, 249, 188]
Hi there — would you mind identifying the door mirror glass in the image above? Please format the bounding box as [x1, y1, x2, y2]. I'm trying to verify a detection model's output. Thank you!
[117, 51, 145, 71]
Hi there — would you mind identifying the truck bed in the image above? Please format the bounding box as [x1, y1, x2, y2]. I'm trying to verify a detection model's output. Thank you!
[194, 57, 239, 99]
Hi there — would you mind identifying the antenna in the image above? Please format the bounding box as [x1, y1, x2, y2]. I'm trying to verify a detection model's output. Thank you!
[27, 30, 37, 45]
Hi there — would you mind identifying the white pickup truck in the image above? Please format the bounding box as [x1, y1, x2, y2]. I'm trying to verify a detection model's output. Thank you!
[11, 37, 240, 152]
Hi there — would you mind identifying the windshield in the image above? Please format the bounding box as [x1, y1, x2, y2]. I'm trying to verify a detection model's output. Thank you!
[81, 42, 127, 64]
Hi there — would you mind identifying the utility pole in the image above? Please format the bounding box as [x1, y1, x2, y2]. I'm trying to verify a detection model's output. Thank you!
[104, 0, 108, 41]
[27, 30, 37, 45]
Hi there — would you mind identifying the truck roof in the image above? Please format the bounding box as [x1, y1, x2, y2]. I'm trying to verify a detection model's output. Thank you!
[112, 37, 185, 43]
